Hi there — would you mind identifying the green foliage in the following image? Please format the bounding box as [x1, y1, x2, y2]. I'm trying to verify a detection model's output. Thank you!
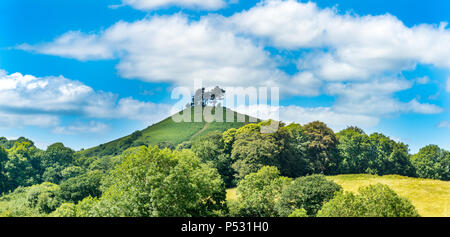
[72, 146, 227, 217]
[176, 141, 192, 150]
[288, 208, 308, 217]
[303, 121, 340, 174]
[277, 124, 310, 177]
[411, 145, 449, 180]
[231, 125, 282, 180]
[337, 127, 377, 174]
[317, 184, 420, 217]
[369, 133, 415, 176]
[157, 141, 175, 150]
[4, 141, 42, 192]
[0, 182, 61, 216]
[275, 174, 342, 216]
[78, 107, 256, 158]
[192, 132, 235, 187]
[229, 166, 291, 217]
[0, 146, 7, 193]
[41, 143, 75, 183]
[59, 170, 104, 203]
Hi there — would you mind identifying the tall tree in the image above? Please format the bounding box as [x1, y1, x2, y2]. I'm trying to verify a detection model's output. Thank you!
[411, 145, 449, 180]
[303, 121, 340, 174]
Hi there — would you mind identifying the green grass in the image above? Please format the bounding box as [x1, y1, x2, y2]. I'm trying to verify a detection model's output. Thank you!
[226, 174, 450, 217]
[78, 107, 258, 157]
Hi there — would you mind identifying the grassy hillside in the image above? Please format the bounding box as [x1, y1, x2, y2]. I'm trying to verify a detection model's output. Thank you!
[226, 174, 450, 217]
[78, 106, 258, 157]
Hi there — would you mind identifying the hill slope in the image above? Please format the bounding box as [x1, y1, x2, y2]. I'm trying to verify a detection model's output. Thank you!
[78, 106, 258, 157]
[226, 174, 450, 217]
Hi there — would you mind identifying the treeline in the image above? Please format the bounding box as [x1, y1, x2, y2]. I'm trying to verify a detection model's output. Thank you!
[189, 121, 449, 188]
[0, 120, 448, 217]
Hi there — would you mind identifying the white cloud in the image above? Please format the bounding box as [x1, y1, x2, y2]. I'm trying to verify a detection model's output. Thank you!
[22, 15, 289, 90]
[288, 72, 322, 96]
[326, 79, 442, 115]
[406, 99, 443, 114]
[53, 121, 109, 135]
[447, 77, 450, 92]
[0, 113, 59, 128]
[119, 0, 227, 10]
[17, 1, 446, 125]
[0, 71, 171, 130]
[18, 32, 113, 61]
[230, 0, 450, 81]
[438, 121, 450, 129]
[416, 76, 430, 84]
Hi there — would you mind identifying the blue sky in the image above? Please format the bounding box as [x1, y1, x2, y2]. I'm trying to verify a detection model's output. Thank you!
[0, 0, 449, 153]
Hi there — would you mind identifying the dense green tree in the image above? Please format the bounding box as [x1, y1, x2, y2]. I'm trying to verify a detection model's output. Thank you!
[337, 127, 377, 174]
[288, 208, 308, 217]
[369, 133, 415, 176]
[317, 184, 420, 217]
[303, 121, 340, 174]
[41, 143, 75, 183]
[176, 141, 192, 150]
[229, 166, 291, 217]
[231, 130, 282, 180]
[0, 182, 61, 216]
[4, 141, 42, 191]
[0, 146, 7, 193]
[192, 132, 234, 187]
[59, 170, 104, 203]
[411, 145, 449, 180]
[72, 146, 227, 217]
[275, 174, 342, 216]
[277, 124, 310, 177]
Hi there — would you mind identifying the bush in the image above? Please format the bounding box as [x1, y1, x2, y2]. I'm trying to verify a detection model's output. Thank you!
[229, 166, 291, 217]
[317, 184, 420, 217]
[275, 174, 342, 216]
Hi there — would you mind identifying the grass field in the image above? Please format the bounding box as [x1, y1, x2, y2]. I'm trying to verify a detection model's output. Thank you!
[226, 174, 450, 217]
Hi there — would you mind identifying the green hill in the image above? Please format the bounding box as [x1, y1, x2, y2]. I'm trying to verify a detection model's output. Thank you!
[227, 174, 450, 217]
[78, 106, 258, 157]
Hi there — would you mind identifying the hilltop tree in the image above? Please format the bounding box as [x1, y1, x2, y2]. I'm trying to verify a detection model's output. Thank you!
[189, 86, 225, 107]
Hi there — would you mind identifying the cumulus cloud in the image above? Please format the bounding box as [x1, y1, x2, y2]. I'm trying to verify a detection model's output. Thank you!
[438, 121, 450, 129]
[17, 1, 447, 127]
[118, 0, 227, 10]
[21, 15, 290, 90]
[53, 121, 109, 135]
[447, 77, 450, 92]
[230, 0, 450, 80]
[325, 78, 442, 115]
[0, 71, 171, 131]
